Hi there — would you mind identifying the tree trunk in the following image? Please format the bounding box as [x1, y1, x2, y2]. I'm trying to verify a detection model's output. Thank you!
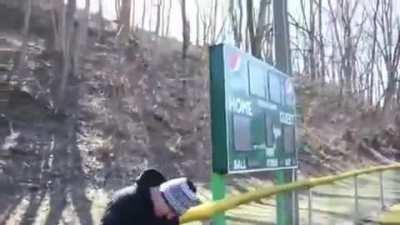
[81, 0, 90, 51]
[131, 0, 135, 32]
[318, 0, 325, 84]
[383, 70, 396, 111]
[160, 0, 165, 36]
[155, 0, 162, 35]
[50, 8, 59, 50]
[229, 0, 244, 48]
[115, 0, 121, 21]
[148, 0, 153, 31]
[73, 0, 90, 78]
[378, 0, 400, 112]
[20, 0, 32, 42]
[141, 0, 146, 29]
[308, 0, 316, 80]
[265, 2, 273, 61]
[245, 24, 250, 52]
[328, 0, 360, 104]
[13, 0, 32, 80]
[98, 0, 105, 42]
[273, 0, 291, 73]
[50, 0, 65, 51]
[368, 0, 380, 105]
[229, 0, 240, 47]
[195, 0, 200, 46]
[383, 32, 400, 112]
[72, 18, 80, 77]
[253, 0, 269, 59]
[119, 0, 132, 43]
[58, 0, 76, 108]
[181, 0, 190, 59]
[211, 0, 218, 43]
[330, 33, 336, 86]
[202, 19, 207, 45]
[238, 0, 244, 48]
[166, 0, 172, 36]
[246, 0, 255, 55]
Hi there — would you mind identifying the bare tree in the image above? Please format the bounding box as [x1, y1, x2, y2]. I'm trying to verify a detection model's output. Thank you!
[330, 31, 337, 85]
[155, 0, 162, 35]
[161, 0, 166, 36]
[254, 0, 270, 59]
[51, 0, 66, 51]
[71, 0, 91, 79]
[131, 0, 135, 32]
[246, 0, 255, 53]
[229, 0, 243, 47]
[181, 0, 190, 59]
[148, 0, 153, 31]
[365, 0, 380, 105]
[290, 0, 387, 107]
[13, 0, 32, 81]
[211, 0, 218, 43]
[377, 0, 400, 112]
[196, 0, 200, 45]
[115, 0, 121, 21]
[328, 0, 365, 104]
[166, 0, 172, 36]
[247, 0, 271, 59]
[293, 0, 317, 80]
[119, 0, 132, 43]
[317, 0, 326, 83]
[81, 0, 90, 48]
[58, 0, 77, 107]
[245, 22, 250, 52]
[238, 0, 244, 48]
[97, 0, 105, 42]
[263, 1, 273, 61]
[308, 0, 316, 81]
[141, 0, 146, 29]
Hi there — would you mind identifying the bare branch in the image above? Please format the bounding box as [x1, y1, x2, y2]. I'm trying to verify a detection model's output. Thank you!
[327, 0, 344, 57]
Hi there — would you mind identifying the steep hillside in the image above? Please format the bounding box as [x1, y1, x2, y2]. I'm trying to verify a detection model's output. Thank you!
[296, 78, 400, 176]
[1, 13, 400, 190]
[1, 4, 400, 224]
[0, 17, 213, 224]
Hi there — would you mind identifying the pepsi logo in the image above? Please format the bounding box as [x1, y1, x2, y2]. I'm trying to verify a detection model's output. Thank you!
[229, 53, 242, 72]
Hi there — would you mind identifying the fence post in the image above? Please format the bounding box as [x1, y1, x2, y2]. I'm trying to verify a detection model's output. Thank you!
[379, 171, 385, 210]
[354, 176, 359, 224]
[308, 189, 313, 225]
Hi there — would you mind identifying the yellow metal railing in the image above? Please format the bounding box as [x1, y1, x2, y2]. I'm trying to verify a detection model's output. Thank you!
[180, 164, 400, 224]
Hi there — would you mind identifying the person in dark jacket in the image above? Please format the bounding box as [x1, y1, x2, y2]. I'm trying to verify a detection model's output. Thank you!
[100, 169, 200, 225]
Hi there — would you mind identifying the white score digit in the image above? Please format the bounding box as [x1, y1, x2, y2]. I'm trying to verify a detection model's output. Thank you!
[233, 159, 246, 170]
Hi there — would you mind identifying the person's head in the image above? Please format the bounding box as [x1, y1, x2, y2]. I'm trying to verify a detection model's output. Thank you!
[151, 177, 200, 220]
[136, 169, 166, 188]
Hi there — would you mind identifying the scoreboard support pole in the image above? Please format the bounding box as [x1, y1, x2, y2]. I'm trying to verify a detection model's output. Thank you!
[276, 170, 289, 225]
[276, 169, 297, 225]
[273, 0, 298, 224]
[211, 173, 226, 225]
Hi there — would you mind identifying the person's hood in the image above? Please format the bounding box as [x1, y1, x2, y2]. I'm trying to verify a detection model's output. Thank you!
[136, 168, 166, 189]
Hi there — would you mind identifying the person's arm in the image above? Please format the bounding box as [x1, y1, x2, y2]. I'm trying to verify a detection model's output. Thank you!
[100, 187, 140, 225]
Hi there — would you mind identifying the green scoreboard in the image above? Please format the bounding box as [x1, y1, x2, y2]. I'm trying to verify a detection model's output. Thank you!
[210, 44, 297, 174]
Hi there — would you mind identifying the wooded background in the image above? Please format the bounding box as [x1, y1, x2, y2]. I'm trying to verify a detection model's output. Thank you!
[12, 0, 400, 113]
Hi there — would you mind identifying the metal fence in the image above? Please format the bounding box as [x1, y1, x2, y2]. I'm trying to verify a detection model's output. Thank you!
[180, 164, 400, 225]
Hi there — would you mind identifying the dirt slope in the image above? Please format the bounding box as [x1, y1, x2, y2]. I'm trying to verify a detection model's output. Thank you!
[1, 5, 400, 224]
